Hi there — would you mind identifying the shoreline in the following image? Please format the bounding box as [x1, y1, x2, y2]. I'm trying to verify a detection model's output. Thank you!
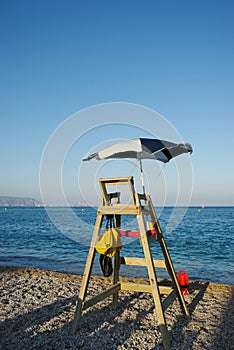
[1, 266, 233, 349]
[1, 264, 233, 287]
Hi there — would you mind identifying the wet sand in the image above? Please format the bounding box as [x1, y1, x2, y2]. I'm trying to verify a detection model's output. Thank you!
[0, 266, 233, 349]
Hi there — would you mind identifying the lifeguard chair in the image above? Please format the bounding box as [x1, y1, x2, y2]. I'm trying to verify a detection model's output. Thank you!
[72, 176, 189, 350]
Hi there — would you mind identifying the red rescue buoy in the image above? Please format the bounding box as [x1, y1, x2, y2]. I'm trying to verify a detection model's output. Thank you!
[178, 270, 189, 295]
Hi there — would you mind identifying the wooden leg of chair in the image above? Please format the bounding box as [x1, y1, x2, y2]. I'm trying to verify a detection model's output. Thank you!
[158, 233, 189, 317]
[72, 214, 103, 333]
[112, 251, 120, 310]
[137, 214, 171, 350]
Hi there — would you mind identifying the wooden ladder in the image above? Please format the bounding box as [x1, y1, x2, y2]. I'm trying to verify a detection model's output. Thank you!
[72, 176, 189, 350]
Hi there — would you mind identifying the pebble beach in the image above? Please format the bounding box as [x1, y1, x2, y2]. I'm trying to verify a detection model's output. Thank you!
[0, 266, 233, 350]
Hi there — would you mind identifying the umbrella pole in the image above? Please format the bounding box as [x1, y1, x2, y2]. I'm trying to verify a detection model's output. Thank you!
[139, 159, 146, 196]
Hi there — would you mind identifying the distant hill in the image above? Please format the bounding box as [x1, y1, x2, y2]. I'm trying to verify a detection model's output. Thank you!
[0, 196, 44, 207]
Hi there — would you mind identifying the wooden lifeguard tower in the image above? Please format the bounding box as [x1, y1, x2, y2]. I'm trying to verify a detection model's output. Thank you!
[72, 176, 189, 350]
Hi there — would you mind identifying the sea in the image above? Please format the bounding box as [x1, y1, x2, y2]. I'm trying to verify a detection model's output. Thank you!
[0, 206, 233, 285]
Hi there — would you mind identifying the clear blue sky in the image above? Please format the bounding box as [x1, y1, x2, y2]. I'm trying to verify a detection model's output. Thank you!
[0, 0, 233, 206]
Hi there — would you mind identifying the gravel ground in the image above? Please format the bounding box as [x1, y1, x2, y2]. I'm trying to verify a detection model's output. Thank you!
[0, 266, 233, 350]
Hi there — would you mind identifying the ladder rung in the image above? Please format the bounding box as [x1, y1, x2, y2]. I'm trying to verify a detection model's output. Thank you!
[120, 282, 151, 293]
[120, 282, 173, 295]
[120, 257, 166, 268]
[159, 286, 173, 295]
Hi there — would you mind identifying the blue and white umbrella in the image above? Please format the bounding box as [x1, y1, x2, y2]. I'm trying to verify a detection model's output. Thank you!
[83, 138, 193, 194]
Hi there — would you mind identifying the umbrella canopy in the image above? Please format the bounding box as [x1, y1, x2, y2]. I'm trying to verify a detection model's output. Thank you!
[83, 138, 193, 163]
[83, 138, 193, 194]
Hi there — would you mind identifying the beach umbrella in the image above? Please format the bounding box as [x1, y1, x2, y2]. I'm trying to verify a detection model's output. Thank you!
[83, 138, 193, 194]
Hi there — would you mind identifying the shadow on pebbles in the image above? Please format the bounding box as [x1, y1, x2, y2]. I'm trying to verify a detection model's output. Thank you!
[0, 267, 233, 350]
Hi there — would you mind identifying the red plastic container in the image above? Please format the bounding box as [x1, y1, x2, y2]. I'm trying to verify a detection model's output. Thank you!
[178, 270, 189, 295]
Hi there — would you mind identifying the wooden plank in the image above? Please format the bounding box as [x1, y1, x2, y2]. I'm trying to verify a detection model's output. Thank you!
[72, 214, 104, 333]
[120, 257, 166, 268]
[99, 176, 133, 182]
[120, 282, 173, 295]
[158, 235, 188, 313]
[99, 176, 133, 186]
[99, 179, 110, 204]
[146, 195, 189, 317]
[159, 286, 173, 295]
[112, 252, 120, 310]
[153, 258, 166, 268]
[98, 204, 140, 215]
[120, 282, 152, 293]
[136, 210, 171, 350]
[99, 176, 136, 206]
[83, 283, 121, 310]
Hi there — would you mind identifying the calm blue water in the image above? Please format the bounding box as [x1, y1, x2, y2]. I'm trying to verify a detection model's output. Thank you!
[0, 206, 233, 285]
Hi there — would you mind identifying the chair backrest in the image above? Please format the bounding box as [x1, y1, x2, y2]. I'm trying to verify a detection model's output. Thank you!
[99, 176, 136, 206]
